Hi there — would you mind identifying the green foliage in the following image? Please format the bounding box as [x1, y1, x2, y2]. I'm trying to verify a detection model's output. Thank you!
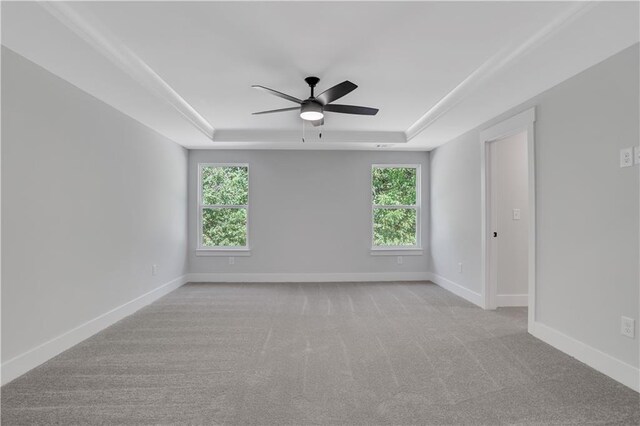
[201, 166, 248, 247]
[202, 208, 247, 247]
[372, 167, 416, 206]
[372, 167, 417, 246]
[373, 208, 417, 246]
[201, 166, 248, 206]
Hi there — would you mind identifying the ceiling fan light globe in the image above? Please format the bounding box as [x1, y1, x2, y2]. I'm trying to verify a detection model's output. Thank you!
[300, 111, 324, 121]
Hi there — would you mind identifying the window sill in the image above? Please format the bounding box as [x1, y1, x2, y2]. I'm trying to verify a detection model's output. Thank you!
[196, 248, 252, 257]
[370, 248, 423, 256]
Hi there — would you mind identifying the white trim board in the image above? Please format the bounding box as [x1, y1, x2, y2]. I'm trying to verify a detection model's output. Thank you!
[496, 294, 528, 307]
[1, 275, 188, 386]
[530, 321, 639, 392]
[187, 272, 430, 283]
[427, 272, 484, 308]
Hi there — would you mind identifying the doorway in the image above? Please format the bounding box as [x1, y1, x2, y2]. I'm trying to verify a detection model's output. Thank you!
[489, 131, 529, 307]
[480, 108, 536, 330]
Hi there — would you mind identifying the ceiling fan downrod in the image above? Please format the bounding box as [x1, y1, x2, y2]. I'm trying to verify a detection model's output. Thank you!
[304, 76, 320, 98]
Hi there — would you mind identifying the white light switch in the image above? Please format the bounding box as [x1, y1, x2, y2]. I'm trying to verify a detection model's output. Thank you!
[513, 209, 521, 220]
[620, 147, 633, 168]
[634, 146, 640, 165]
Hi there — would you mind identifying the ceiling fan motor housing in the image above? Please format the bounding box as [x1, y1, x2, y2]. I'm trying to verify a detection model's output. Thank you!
[300, 99, 323, 121]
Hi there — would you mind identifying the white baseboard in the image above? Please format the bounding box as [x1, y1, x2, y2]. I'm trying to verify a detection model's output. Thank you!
[427, 272, 484, 308]
[187, 272, 430, 283]
[497, 293, 528, 307]
[1, 274, 188, 386]
[530, 321, 639, 392]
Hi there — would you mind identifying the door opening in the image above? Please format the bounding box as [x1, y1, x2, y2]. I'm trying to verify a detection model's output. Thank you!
[480, 108, 536, 331]
[488, 132, 529, 308]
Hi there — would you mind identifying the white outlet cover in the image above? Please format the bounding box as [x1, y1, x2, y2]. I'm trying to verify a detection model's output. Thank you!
[620, 147, 633, 168]
[634, 146, 640, 165]
[621, 316, 635, 338]
[513, 208, 521, 220]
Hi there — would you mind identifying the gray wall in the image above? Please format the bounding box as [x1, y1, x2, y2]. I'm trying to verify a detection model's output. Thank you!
[189, 150, 429, 276]
[430, 44, 639, 367]
[1, 48, 189, 362]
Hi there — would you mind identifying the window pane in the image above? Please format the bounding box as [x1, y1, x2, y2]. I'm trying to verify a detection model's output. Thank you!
[201, 166, 248, 205]
[373, 208, 417, 246]
[202, 208, 247, 247]
[372, 167, 417, 206]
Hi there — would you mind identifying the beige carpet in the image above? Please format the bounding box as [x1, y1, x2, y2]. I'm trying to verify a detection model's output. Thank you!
[2, 281, 638, 425]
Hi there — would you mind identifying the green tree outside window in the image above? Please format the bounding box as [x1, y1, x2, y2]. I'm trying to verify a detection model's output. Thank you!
[372, 166, 419, 246]
[200, 165, 248, 247]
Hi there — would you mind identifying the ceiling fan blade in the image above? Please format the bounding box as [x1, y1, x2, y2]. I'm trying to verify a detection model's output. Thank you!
[310, 118, 324, 127]
[316, 80, 357, 105]
[252, 107, 299, 115]
[252, 85, 302, 104]
[324, 104, 378, 115]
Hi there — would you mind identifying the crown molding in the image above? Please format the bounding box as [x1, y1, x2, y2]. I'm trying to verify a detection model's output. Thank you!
[211, 129, 408, 144]
[404, 1, 596, 141]
[38, 1, 215, 140]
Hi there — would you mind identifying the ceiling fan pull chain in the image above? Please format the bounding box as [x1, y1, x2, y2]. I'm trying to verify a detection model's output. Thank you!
[302, 120, 305, 143]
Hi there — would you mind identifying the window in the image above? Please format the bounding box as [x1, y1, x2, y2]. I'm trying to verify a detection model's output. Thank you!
[371, 165, 420, 248]
[198, 164, 249, 250]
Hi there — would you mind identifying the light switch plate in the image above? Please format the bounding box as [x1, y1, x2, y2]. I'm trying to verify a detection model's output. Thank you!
[634, 146, 640, 165]
[620, 148, 633, 168]
[513, 209, 521, 220]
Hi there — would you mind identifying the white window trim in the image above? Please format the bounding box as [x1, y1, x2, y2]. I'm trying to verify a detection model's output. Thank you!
[197, 163, 250, 253]
[370, 164, 422, 254]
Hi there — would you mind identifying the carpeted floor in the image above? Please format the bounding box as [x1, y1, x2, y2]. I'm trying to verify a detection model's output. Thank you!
[1, 281, 638, 425]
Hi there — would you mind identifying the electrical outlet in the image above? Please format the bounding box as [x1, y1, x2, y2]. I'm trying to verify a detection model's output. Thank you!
[229, 257, 235, 265]
[621, 317, 635, 338]
[620, 147, 633, 168]
[151, 264, 158, 276]
[458, 262, 463, 273]
[634, 146, 640, 165]
[513, 209, 521, 220]
[397, 256, 403, 265]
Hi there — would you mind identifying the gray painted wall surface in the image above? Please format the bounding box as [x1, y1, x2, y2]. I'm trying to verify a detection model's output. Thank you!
[1, 48, 189, 362]
[188, 150, 429, 275]
[430, 44, 639, 367]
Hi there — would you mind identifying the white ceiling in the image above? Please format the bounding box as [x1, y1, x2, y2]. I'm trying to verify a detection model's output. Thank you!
[2, 1, 638, 151]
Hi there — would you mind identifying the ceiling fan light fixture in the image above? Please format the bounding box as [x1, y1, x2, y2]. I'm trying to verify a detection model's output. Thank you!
[300, 111, 324, 121]
[300, 101, 324, 121]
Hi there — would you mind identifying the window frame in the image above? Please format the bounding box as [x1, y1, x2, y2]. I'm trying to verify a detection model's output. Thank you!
[370, 164, 422, 252]
[197, 163, 250, 254]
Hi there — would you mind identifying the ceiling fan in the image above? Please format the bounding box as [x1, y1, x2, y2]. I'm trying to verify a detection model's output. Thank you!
[252, 77, 379, 126]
